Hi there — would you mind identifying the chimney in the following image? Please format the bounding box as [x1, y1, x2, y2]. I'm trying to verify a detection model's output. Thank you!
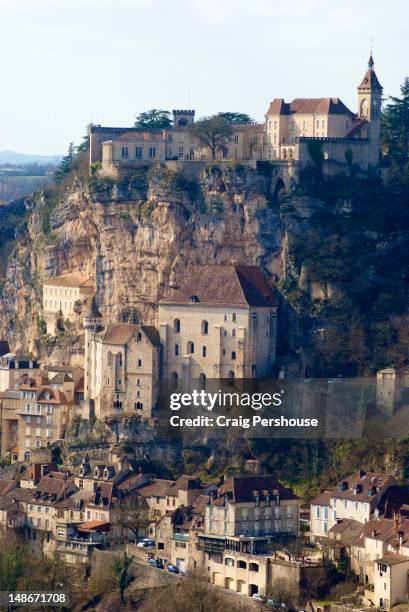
[398, 530, 404, 553]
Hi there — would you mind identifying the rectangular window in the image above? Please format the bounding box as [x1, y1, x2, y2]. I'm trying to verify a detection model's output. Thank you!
[121, 146, 129, 158]
[234, 134, 239, 144]
[178, 147, 184, 159]
[149, 147, 156, 158]
[135, 146, 143, 159]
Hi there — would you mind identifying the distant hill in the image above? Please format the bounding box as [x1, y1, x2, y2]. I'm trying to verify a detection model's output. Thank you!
[0, 150, 62, 165]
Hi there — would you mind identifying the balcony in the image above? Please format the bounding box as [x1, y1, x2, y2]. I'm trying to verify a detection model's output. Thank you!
[173, 533, 189, 542]
[198, 534, 225, 553]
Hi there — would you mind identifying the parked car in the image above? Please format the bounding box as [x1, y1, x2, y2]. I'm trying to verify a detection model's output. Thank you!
[267, 599, 288, 609]
[252, 593, 265, 602]
[137, 538, 155, 548]
[166, 564, 179, 574]
[148, 558, 164, 569]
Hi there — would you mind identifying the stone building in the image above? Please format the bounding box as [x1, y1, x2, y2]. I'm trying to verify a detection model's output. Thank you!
[159, 265, 277, 383]
[198, 476, 301, 598]
[310, 471, 398, 539]
[42, 273, 94, 335]
[17, 374, 73, 461]
[90, 56, 382, 177]
[83, 300, 161, 420]
[0, 353, 39, 393]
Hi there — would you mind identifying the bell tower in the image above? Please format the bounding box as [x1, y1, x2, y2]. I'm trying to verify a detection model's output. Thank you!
[357, 54, 383, 165]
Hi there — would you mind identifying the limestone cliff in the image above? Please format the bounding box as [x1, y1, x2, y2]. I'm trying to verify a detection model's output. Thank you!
[0, 163, 307, 363]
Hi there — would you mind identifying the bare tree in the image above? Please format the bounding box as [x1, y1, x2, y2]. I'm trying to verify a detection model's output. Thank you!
[141, 570, 237, 612]
[114, 493, 150, 542]
[188, 116, 233, 160]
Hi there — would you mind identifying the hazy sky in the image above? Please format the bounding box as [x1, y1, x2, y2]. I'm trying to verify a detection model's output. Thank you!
[1, 0, 408, 155]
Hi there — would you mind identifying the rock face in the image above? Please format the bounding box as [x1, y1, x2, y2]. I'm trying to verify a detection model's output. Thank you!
[0, 164, 315, 364]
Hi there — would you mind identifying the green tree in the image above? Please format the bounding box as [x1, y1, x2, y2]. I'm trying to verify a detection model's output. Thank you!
[134, 109, 171, 129]
[188, 116, 233, 160]
[111, 551, 133, 604]
[77, 123, 94, 153]
[216, 111, 254, 124]
[54, 142, 76, 183]
[382, 77, 409, 163]
[0, 536, 26, 591]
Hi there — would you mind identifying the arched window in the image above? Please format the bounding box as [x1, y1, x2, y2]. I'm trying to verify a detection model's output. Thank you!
[117, 353, 122, 367]
[175, 344, 179, 356]
[137, 378, 140, 386]
[107, 351, 112, 366]
[201, 320, 209, 335]
[360, 98, 368, 117]
[199, 373, 206, 390]
[137, 332, 142, 342]
[237, 560, 247, 569]
[282, 148, 287, 159]
[225, 557, 235, 567]
[187, 341, 194, 354]
[174, 319, 181, 333]
[289, 149, 293, 159]
[228, 370, 235, 381]
[171, 372, 178, 389]
[249, 563, 259, 572]
[202, 346, 206, 357]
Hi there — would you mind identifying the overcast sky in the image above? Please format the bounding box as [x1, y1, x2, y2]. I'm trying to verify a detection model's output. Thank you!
[1, 0, 408, 155]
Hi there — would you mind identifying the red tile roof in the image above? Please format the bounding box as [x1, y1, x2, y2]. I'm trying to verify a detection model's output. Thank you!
[218, 476, 298, 504]
[44, 273, 94, 289]
[266, 97, 354, 116]
[161, 265, 276, 308]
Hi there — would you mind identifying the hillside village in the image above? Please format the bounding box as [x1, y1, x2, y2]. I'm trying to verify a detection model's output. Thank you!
[2, 54, 409, 611]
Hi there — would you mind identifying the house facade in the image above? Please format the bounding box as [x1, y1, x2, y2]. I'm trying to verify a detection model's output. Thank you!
[42, 273, 94, 335]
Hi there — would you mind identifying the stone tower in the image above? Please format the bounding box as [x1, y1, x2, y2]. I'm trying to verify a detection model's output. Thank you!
[357, 54, 383, 166]
[83, 296, 102, 401]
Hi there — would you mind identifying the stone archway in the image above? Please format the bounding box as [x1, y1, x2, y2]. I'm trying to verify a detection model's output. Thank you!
[272, 176, 286, 201]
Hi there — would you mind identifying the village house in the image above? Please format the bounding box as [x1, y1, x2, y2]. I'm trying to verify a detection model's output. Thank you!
[159, 265, 277, 383]
[310, 470, 398, 539]
[199, 475, 301, 598]
[12, 372, 77, 461]
[42, 272, 94, 335]
[90, 56, 382, 181]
